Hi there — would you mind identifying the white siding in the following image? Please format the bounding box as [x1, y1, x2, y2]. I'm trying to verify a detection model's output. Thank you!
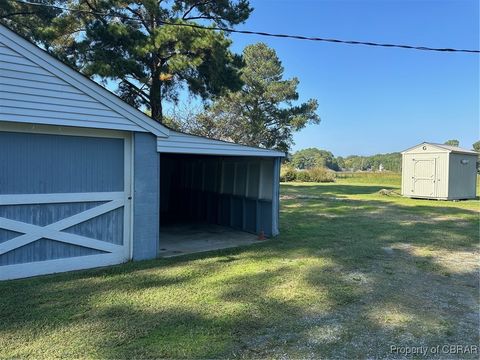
[157, 131, 285, 157]
[0, 42, 145, 132]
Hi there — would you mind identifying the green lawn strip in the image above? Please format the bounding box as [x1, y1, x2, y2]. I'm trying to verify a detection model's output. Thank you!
[0, 173, 478, 358]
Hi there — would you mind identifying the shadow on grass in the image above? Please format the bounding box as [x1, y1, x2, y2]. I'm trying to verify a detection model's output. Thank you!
[0, 183, 478, 358]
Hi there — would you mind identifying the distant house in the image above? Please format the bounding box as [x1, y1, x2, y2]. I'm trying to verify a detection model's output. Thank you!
[401, 142, 478, 200]
[0, 24, 284, 280]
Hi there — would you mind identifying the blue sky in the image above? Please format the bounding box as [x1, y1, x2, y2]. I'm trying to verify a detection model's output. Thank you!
[224, 0, 479, 156]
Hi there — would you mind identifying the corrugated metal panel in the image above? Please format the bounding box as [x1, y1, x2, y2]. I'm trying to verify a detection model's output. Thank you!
[157, 130, 285, 157]
[235, 163, 247, 196]
[260, 160, 274, 200]
[0, 131, 124, 194]
[159, 154, 278, 236]
[448, 153, 477, 199]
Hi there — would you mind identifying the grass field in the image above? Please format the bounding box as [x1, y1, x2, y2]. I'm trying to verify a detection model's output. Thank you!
[0, 174, 478, 359]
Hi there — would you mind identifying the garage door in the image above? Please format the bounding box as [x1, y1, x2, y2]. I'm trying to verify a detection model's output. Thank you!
[0, 128, 131, 280]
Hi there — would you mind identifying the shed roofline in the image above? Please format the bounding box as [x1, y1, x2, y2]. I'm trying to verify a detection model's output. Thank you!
[157, 130, 286, 157]
[401, 142, 478, 156]
[0, 24, 169, 138]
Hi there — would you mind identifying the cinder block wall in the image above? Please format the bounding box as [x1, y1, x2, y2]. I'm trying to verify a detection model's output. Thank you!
[133, 133, 160, 260]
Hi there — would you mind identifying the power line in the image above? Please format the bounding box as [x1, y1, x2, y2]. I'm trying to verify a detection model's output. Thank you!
[7, 0, 480, 54]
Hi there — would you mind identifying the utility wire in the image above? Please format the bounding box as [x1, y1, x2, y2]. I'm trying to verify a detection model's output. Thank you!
[8, 0, 480, 54]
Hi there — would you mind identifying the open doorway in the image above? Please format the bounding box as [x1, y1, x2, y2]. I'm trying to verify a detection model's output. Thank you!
[158, 153, 276, 256]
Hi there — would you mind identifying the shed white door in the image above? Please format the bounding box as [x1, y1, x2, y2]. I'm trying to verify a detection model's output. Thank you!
[411, 158, 437, 197]
[0, 126, 132, 280]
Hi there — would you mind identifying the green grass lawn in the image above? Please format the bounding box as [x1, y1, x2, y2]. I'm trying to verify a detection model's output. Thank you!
[1, 174, 478, 359]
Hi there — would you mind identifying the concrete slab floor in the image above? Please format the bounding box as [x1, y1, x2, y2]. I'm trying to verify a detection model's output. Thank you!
[158, 223, 262, 257]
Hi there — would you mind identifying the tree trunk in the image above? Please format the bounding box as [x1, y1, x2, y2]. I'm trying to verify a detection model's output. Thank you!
[150, 75, 163, 123]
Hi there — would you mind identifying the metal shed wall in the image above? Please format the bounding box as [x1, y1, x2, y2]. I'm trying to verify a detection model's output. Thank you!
[160, 155, 280, 236]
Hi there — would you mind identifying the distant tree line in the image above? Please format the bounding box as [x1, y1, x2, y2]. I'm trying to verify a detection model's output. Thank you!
[289, 140, 480, 173]
[289, 148, 402, 172]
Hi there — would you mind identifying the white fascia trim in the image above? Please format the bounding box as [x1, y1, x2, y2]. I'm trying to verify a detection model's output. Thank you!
[401, 142, 449, 154]
[0, 25, 169, 138]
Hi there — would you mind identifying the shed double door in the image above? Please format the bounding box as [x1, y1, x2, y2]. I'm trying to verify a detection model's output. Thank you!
[410, 157, 437, 197]
[0, 127, 132, 280]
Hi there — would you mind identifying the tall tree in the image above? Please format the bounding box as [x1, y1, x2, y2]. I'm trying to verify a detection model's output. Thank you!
[444, 139, 460, 147]
[189, 42, 320, 152]
[0, 0, 252, 122]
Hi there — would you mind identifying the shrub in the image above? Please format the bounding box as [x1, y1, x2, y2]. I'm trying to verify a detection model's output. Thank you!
[307, 167, 335, 183]
[280, 165, 297, 182]
[280, 165, 336, 183]
[295, 170, 311, 182]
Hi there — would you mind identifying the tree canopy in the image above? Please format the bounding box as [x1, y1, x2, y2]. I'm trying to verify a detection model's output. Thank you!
[444, 139, 460, 147]
[472, 141, 480, 152]
[291, 148, 339, 171]
[186, 43, 320, 152]
[0, 0, 252, 122]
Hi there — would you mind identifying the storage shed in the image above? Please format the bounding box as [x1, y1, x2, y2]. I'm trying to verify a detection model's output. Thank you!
[0, 24, 284, 280]
[401, 142, 478, 200]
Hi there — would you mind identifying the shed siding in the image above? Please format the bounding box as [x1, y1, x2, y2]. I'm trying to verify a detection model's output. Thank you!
[435, 154, 449, 198]
[0, 131, 124, 194]
[0, 42, 144, 132]
[133, 133, 160, 260]
[448, 153, 477, 199]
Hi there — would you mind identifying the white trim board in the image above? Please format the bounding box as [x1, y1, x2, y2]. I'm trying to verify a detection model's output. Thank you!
[0, 24, 169, 137]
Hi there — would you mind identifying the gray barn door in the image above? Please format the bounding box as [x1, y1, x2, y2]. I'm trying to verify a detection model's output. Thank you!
[0, 128, 131, 280]
[411, 158, 437, 197]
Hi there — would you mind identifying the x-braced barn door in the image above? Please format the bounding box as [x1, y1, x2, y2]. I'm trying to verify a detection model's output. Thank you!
[0, 126, 132, 280]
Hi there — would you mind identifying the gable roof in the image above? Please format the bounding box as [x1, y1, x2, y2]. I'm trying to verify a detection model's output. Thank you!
[402, 142, 478, 155]
[0, 24, 169, 137]
[0, 24, 284, 158]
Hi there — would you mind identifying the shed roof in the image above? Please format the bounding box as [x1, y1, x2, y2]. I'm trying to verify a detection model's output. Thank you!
[402, 142, 478, 155]
[158, 130, 286, 157]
